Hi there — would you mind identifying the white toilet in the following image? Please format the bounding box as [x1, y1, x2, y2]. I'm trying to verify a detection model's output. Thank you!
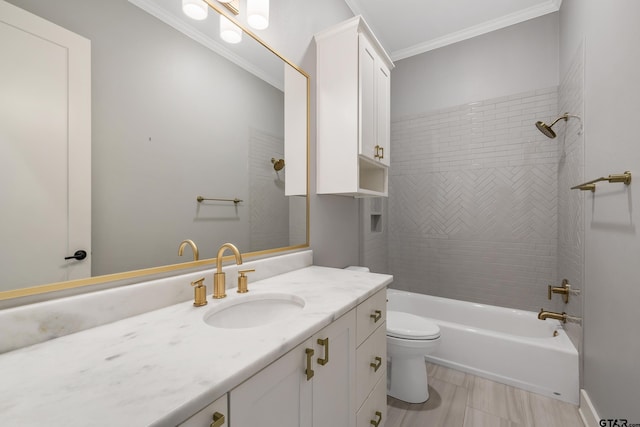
[387, 310, 441, 403]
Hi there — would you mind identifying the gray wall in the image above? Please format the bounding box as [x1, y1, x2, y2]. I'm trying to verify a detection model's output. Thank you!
[382, 14, 562, 312]
[8, 0, 285, 275]
[561, 0, 640, 420]
[224, 0, 360, 268]
[391, 13, 559, 118]
[8, 0, 360, 274]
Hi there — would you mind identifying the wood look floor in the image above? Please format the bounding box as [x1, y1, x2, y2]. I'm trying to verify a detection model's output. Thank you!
[386, 362, 584, 427]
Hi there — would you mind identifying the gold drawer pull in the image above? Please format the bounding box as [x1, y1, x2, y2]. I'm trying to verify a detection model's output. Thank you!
[370, 356, 382, 372]
[370, 310, 382, 323]
[370, 411, 382, 427]
[305, 348, 315, 381]
[317, 337, 329, 366]
[211, 411, 225, 427]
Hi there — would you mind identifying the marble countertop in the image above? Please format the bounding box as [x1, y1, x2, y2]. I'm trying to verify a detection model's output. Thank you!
[0, 266, 392, 426]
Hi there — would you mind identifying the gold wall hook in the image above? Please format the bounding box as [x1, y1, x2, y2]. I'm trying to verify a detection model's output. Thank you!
[271, 158, 285, 171]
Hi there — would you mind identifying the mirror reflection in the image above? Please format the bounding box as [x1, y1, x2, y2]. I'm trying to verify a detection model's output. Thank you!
[0, 0, 308, 297]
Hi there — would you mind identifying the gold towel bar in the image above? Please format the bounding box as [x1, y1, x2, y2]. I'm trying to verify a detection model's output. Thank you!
[571, 171, 631, 192]
[196, 196, 243, 204]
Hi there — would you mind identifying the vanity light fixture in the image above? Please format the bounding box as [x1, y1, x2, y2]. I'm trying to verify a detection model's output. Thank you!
[247, 0, 269, 30]
[182, 0, 208, 20]
[220, 14, 242, 44]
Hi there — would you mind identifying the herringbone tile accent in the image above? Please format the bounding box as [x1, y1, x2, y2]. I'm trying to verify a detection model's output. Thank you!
[388, 88, 560, 312]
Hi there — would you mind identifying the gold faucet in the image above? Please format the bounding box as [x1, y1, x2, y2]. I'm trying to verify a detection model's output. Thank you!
[213, 243, 243, 299]
[538, 309, 567, 323]
[178, 239, 199, 261]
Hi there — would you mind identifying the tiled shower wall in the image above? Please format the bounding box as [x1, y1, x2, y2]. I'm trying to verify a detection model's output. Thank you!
[249, 128, 289, 252]
[557, 43, 585, 371]
[387, 88, 560, 312]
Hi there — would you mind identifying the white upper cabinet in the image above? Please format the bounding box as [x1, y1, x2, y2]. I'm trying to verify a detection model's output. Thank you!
[315, 16, 394, 197]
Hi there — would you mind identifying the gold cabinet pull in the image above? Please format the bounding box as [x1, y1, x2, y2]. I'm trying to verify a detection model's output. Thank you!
[370, 356, 382, 372]
[317, 337, 329, 366]
[370, 310, 382, 323]
[305, 348, 315, 381]
[211, 411, 225, 427]
[374, 145, 380, 159]
[379, 146, 384, 159]
[370, 411, 382, 427]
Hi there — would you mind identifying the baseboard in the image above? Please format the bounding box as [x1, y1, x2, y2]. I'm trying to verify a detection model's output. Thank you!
[579, 389, 599, 427]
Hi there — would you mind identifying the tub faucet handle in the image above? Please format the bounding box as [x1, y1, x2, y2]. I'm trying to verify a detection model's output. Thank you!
[548, 279, 570, 304]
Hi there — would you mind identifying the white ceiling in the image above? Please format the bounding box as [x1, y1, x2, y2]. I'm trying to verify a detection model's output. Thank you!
[343, 0, 562, 61]
[130, 0, 563, 87]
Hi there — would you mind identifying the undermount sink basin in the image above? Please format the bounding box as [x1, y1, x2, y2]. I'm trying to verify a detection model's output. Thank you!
[203, 293, 305, 329]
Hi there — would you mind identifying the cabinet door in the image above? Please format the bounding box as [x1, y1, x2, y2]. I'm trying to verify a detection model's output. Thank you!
[376, 63, 391, 167]
[358, 33, 377, 162]
[312, 310, 357, 427]
[230, 339, 313, 427]
[178, 394, 227, 427]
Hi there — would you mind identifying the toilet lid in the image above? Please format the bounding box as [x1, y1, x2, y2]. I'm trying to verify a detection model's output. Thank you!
[387, 311, 441, 340]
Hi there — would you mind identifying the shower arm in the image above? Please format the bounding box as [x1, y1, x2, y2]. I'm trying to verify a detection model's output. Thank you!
[549, 113, 580, 127]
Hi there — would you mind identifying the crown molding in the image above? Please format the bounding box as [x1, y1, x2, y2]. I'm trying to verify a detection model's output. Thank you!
[387, 0, 563, 61]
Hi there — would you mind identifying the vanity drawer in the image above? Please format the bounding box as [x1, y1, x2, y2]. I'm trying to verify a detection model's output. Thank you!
[356, 375, 387, 427]
[356, 321, 386, 409]
[356, 288, 386, 346]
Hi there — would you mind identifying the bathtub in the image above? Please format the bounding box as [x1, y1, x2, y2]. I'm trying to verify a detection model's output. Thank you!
[387, 289, 579, 404]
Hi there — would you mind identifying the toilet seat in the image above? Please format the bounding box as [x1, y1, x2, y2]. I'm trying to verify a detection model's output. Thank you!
[387, 311, 440, 340]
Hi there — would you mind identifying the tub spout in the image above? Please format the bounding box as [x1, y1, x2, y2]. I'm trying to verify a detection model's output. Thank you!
[538, 309, 567, 323]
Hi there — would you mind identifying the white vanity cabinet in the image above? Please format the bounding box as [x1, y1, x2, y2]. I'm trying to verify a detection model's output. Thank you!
[230, 309, 356, 427]
[355, 289, 387, 427]
[178, 394, 227, 427]
[316, 16, 394, 197]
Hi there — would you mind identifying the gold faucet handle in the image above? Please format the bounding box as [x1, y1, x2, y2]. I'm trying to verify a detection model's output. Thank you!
[190, 277, 207, 307]
[237, 269, 255, 293]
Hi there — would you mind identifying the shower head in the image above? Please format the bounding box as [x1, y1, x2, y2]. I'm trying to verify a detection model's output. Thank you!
[535, 113, 569, 139]
[535, 120, 559, 138]
[271, 157, 285, 171]
[535, 112, 583, 139]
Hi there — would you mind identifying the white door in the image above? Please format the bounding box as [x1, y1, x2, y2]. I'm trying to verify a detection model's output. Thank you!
[0, 0, 91, 291]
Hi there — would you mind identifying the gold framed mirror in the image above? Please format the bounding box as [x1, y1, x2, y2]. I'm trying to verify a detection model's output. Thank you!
[0, 0, 309, 303]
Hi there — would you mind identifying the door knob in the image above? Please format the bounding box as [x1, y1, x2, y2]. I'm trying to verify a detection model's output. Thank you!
[64, 250, 87, 261]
